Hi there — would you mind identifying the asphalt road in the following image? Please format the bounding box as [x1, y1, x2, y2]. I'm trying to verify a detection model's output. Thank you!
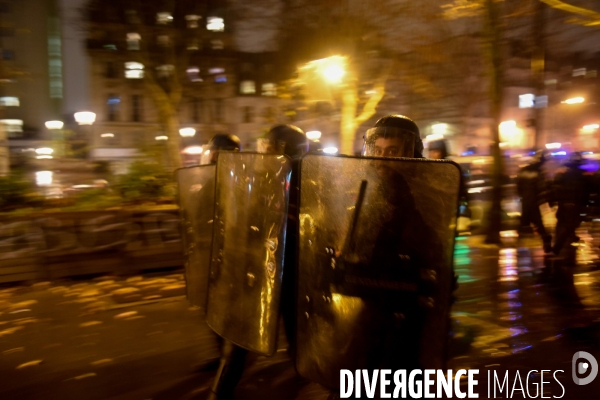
[0, 234, 599, 399]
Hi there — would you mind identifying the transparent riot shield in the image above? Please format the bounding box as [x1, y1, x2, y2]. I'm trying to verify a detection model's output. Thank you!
[296, 154, 461, 389]
[206, 152, 291, 356]
[176, 164, 216, 311]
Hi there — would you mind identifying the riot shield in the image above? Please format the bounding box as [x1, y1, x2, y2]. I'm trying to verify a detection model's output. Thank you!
[176, 164, 216, 311]
[296, 154, 461, 389]
[206, 152, 291, 356]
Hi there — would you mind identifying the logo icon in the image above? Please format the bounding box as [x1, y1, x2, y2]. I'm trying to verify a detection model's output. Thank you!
[572, 351, 598, 385]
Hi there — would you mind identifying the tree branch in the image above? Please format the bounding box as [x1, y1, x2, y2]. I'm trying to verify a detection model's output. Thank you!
[354, 62, 392, 126]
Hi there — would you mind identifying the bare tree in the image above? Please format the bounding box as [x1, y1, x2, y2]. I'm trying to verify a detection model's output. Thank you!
[82, 0, 228, 169]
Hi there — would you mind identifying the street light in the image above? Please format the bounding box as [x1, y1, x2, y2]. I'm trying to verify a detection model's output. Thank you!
[301, 55, 347, 85]
[545, 142, 561, 149]
[35, 147, 54, 160]
[74, 111, 96, 125]
[74, 112, 96, 160]
[561, 97, 585, 105]
[306, 131, 322, 141]
[45, 120, 65, 157]
[179, 127, 196, 137]
[582, 124, 599, 133]
[45, 120, 64, 130]
[431, 123, 448, 136]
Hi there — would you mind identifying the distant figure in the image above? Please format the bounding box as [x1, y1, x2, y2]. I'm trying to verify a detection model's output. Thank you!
[550, 152, 590, 257]
[516, 150, 553, 253]
[428, 139, 448, 160]
[428, 139, 470, 221]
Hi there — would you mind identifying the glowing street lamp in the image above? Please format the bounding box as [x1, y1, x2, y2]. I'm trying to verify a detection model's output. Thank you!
[179, 127, 196, 137]
[303, 55, 347, 84]
[45, 120, 64, 130]
[45, 120, 65, 156]
[323, 64, 345, 84]
[561, 97, 585, 105]
[182, 146, 203, 155]
[73, 111, 96, 160]
[35, 147, 54, 159]
[306, 131, 322, 141]
[431, 123, 448, 136]
[74, 111, 96, 125]
[582, 124, 599, 133]
[36, 171, 53, 186]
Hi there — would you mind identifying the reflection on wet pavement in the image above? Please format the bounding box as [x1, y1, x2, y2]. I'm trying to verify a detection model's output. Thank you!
[450, 223, 600, 375]
[0, 227, 599, 398]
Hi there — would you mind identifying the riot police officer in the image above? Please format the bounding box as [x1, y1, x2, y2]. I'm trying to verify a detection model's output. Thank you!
[363, 114, 424, 158]
[264, 124, 308, 354]
[361, 115, 446, 369]
[516, 150, 552, 252]
[551, 152, 590, 257]
[206, 126, 306, 400]
[428, 138, 471, 223]
[207, 133, 241, 164]
[192, 134, 242, 374]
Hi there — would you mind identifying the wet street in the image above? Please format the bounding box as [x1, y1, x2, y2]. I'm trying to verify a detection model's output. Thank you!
[0, 232, 599, 399]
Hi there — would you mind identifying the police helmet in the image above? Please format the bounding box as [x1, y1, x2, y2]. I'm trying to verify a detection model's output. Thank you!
[208, 134, 241, 151]
[267, 124, 308, 158]
[363, 114, 423, 158]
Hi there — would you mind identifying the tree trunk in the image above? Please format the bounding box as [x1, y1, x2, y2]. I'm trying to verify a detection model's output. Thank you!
[340, 80, 359, 155]
[532, 0, 546, 149]
[483, 0, 505, 245]
[165, 112, 182, 170]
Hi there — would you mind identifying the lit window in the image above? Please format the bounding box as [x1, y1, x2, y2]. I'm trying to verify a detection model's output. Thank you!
[186, 14, 200, 28]
[0, 96, 19, 106]
[262, 83, 277, 96]
[544, 79, 557, 86]
[104, 44, 117, 50]
[535, 95, 548, 108]
[126, 70, 143, 79]
[518, 93, 534, 108]
[127, 33, 141, 50]
[573, 68, 586, 77]
[206, 16, 224, 32]
[125, 61, 144, 79]
[157, 12, 173, 24]
[209, 67, 225, 74]
[215, 75, 227, 83]
[157, 35, 170, 46]
[187, 67, 202, 82]
[586, 70, 597, 78]
[240, 80, 256, 94]
[211, 40, 224, 50]
[0, 119, 23, 134]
